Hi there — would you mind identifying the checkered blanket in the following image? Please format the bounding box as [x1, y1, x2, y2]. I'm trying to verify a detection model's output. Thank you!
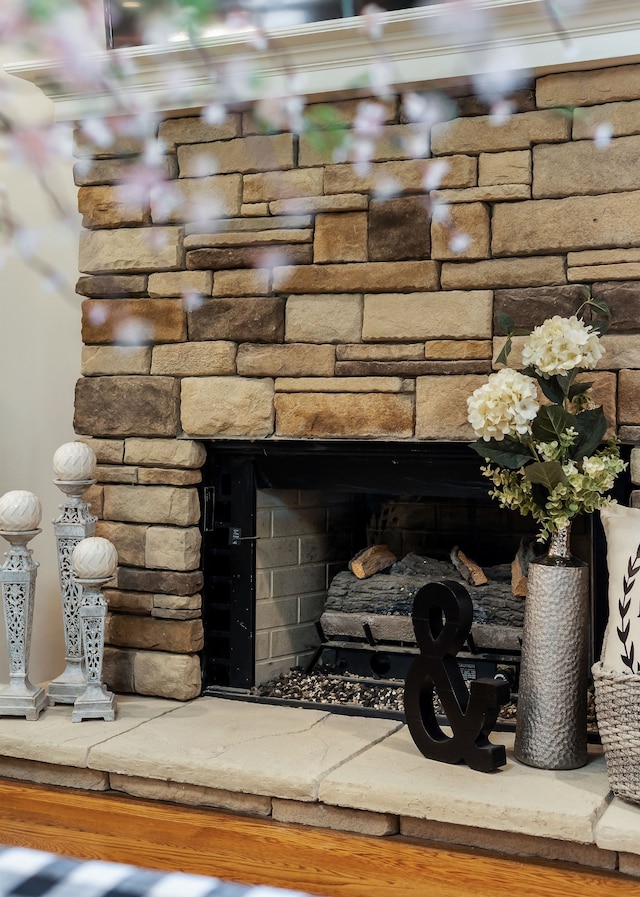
[0, 846, 312, 897]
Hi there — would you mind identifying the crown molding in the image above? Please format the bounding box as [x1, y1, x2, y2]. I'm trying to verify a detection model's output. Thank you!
[5, 0, 640, 120]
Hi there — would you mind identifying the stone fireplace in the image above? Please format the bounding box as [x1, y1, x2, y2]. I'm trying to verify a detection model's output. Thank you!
[50, 53, 638, 702]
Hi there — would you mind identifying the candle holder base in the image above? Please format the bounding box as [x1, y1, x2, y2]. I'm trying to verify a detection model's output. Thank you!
[72, 684, 116, 722]
[0, 682, 47, 720]
[48, 662, 87, 705]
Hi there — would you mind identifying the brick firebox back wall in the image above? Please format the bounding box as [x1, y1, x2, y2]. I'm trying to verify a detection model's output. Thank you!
[74, 62, 640, 701]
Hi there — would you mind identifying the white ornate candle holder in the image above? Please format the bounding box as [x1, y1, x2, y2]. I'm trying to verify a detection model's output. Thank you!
[49, 442, 97, 706]
[71, 537, 118, 723]
[0, 491, 47, 720]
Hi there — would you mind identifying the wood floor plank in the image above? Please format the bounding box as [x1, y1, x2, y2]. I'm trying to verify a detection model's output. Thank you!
[0, 779, 636, 897]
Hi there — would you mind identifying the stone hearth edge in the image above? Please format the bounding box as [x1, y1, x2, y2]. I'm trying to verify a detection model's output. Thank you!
[0, 694, 639, 878]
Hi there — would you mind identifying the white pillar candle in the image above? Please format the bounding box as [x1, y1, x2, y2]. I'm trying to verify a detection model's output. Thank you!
[600, 502, 640, 675]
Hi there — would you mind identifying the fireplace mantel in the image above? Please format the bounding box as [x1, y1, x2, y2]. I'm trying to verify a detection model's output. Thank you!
[5, 0, 640, 120]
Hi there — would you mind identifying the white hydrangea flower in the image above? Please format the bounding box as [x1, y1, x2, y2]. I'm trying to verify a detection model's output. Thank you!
[521, 315, 604, 377]
[467, 368, 539, 441]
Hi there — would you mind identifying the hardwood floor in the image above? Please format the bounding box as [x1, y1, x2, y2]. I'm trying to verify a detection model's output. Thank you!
[0, 778, 637, 897]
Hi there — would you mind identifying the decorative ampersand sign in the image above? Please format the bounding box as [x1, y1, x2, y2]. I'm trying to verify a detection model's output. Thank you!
[403, 580, 510, 773]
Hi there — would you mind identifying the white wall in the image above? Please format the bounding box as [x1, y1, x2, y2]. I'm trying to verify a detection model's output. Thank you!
[0, 65, 82, 685]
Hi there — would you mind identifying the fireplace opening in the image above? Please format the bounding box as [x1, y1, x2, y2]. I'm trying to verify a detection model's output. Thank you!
[198, 441, 628, 719]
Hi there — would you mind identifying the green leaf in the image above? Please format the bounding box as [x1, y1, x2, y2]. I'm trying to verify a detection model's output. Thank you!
[469, 438, 533, 469]
[571, 407, 608, 459]
[535, 376, 566, 405]
[524, 460, 568, 491]
[587, 297, 611, 318]
[496, 312, 514, 335]
[495, 336, 512, 367]
[568, 380, 592, 399]
[531, 405, 576, 444]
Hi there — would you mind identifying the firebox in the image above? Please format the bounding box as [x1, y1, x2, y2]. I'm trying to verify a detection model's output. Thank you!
[199, 441, 629, 706]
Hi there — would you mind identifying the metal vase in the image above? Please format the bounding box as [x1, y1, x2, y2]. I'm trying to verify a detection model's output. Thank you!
[514, 525, 590, 770]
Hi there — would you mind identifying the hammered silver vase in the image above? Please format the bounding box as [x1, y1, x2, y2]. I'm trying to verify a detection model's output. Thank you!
[513, 524, 590, 770]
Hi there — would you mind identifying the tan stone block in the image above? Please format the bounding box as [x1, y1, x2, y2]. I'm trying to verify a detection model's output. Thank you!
[82, 299, 186, 344]
[184, 229, 312, 249]
[146, 525, 201, 571]
[416, 375, 487, 440]
[620, 853, 640, 878]
[425, 340, 492, 360]
[304, 96, 396, 128]
[213, 269, 271, 296]
[619, 370, 640, 424]
[272, 799, 398, 836]
[441, 257, 565, 290]
[187, 215, 312, 234]
[83, 483, 104, 518]
[78, 185, 149, 228]
[568, 263, 640, 282]
[285, 294, 363, 343]
[181, 376, 275, 437]
[275, 393, 414, 438]
[492, 192, 640, 255]
[74, 128, 144, 159]
[299, 123, 427, 167]
[324, 157, 477, 194]
[95, 520, 147, 566]
[568, 249, 640, 266]
[151, 341, 236, 376]
[534, 137, 640, 198]
[0, 757, 108, 791]
[314, 212, 368, 263]
[82, 346, 152, 376]
[107, 614, 204, 653]
[587, 372, 617, 439]
[79, 227, 182, 273]
[434, 185, 530, 203]
[269, 194, 369, 215]
[242, 202, 269, 215]
[236, 344, 335, 377]
[74, 377, 181, 438]
[110, 773, 271, 815]
[537, 65, 640, 108]
[74, 156, 176, 187]
[275, 377, 405, 393]
[431, 202, 490, 260]
[95, 464, 138, 484]
[336, 344, 424, 361]
[148, 270, 212, 298]
[103, 589, 154, 613]
[103, 485, 200, 526]
[273, 261, 438, 293]
[632, 448, 640, 485]
[153, 594, 202, 611]
[432, 110, 570, 155]
[243, 169, 324, 203]
[363, 291, 492, 340]
[178, 134, 294, 176]
[78, 438, 124, 465]
[76, 274, 148, 298]
[478, 151, 531, 186]
[151, 174, 242, 223]
[368, 196, 430, 261]
[573, 99, 640, 141]
[597, 336, 640, 370]
[124, 438, 206, 469]
[137, 468, 202, 486]
[158, 114, 241, 148]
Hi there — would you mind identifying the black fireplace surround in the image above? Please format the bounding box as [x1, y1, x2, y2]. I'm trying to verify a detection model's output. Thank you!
[198, 440, 631, 697]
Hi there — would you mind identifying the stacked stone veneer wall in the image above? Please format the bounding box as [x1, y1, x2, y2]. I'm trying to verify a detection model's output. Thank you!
[75, 62, 640, 701]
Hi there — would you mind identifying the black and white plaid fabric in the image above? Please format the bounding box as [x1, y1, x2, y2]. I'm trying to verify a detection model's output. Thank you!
[0, 847, 312, 897]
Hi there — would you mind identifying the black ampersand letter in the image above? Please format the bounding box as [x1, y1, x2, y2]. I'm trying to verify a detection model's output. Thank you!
[403, 580, 510, 773]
